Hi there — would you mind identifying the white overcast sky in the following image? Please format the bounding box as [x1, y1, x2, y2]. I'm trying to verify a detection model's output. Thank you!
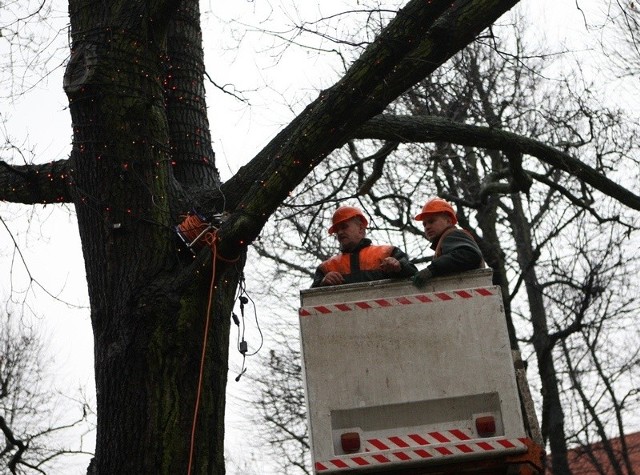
[0, 1, 631, 473]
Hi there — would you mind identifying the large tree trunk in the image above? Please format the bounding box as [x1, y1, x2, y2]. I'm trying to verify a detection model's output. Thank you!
[65, 1, 238, 473]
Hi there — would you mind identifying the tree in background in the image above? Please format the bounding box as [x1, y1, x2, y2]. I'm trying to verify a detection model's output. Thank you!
[249, 14, 640, 475]
[0, 307, 93, 474]
[253, 343, 310, 475]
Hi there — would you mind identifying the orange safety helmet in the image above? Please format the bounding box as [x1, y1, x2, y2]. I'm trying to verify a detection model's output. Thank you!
[414, 197, 458, 225]
[328, 206, 368, 234]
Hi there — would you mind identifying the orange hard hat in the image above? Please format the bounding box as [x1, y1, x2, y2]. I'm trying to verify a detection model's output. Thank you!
[414, 197, 458, 225]
[328, 206, 368, 234]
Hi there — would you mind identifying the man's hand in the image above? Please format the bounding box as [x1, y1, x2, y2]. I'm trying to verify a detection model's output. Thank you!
[380, 257, 401, 273]
[412, 268, 433, 287]
[321, 271, 345, 286]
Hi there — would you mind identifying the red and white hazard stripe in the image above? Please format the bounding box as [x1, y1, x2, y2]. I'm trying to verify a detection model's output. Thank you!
[314, 434, 528, 472]
[365, 428, 474, 451]
[299, 287, 495, 317]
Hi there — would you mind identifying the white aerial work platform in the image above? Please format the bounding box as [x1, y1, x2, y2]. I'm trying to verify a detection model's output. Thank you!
[298, 269, 543, 474]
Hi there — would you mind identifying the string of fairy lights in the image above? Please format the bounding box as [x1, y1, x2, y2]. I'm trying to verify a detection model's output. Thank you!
[4, 21, 267, 389]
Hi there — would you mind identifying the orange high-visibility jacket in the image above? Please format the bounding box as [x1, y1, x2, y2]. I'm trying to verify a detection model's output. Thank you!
[312, 239, 417, 288]
[320, 244, 394, 275]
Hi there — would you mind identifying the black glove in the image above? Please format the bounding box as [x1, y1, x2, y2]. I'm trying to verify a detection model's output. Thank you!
[412, 268, 433, 288]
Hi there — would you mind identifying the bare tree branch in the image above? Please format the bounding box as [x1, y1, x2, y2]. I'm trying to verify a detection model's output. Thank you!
[217, 0, 521, 257]
[353, 114, 640, 210]
[0, 159, 73, 204]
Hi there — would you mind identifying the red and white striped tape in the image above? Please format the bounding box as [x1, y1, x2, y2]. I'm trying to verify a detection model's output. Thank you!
[314, 434, 528, 472]
[300, 287, 495, 317]
[365, 428, 474, 451]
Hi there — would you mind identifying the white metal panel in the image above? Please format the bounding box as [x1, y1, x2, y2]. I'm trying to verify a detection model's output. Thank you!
[299, 270, 526, 472]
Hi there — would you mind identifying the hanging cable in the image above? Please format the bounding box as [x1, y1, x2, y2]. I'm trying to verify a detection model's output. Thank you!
[238, 287, 264, 357]
[178, 209, 241, 475]
[230, 273, 264, 383]
[186, 227, 218, 475]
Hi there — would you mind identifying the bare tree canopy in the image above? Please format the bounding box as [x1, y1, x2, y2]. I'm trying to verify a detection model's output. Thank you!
[245, 9, 640, 475]
[0, 307, 93, 474]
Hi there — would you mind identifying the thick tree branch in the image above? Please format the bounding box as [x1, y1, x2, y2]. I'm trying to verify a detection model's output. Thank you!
[216, 0, 520, 258]
[0, 159, 74, 204]
[353, 114, 640, 211]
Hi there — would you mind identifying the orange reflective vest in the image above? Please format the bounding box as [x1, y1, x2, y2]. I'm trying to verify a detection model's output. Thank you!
[320, 244, 394, 276]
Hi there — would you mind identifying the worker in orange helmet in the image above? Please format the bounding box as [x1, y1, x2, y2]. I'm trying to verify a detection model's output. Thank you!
[412, 197, 484, 287]
[311, 205, 418, 287]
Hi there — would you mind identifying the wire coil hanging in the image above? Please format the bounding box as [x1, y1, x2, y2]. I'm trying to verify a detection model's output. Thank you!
[175, 210, 220, 253]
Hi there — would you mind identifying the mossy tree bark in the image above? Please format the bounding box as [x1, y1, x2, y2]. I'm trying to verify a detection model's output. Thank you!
[65, 1, 234, 473]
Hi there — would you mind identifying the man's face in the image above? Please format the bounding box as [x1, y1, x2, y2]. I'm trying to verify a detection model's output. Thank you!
[421, 213, 453, 243]
[333, 217, 366, 252]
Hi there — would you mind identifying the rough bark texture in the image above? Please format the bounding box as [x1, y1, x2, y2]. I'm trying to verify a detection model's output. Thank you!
[164, 0, 219, 188]
[64, 1, 234, 473]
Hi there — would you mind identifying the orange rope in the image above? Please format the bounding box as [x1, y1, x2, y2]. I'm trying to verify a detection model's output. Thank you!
[186, 228, 218, 475]
[177, 213, 240, 263]
[177, 212, 242, 472]
[177, 213, 211, 248]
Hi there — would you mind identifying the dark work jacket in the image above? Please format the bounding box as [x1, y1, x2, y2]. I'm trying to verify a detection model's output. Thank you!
[427, 226, 484, 277]
[311, 238, 418, 288]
